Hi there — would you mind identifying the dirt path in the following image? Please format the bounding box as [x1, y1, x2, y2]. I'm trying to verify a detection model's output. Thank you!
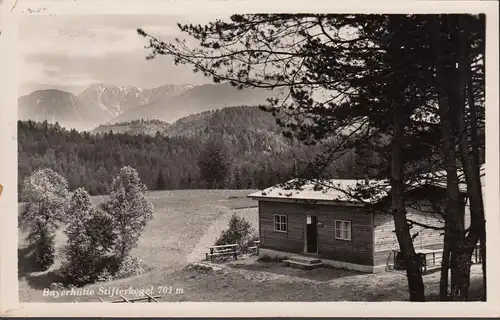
[185, 207, 258, 264]
[185, 205, 234, 264]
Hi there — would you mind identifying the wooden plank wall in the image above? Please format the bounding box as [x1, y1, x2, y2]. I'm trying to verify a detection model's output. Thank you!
[259, 201, 305, 253]
[317, 210, 374, 265]
[373, 199, 472, 266]
[258, 200, 374, 266]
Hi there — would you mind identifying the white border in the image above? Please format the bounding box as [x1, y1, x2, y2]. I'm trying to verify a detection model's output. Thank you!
[1, 0, 499, 317]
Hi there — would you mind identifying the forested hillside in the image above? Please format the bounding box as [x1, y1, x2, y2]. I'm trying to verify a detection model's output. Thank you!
[18, 106, 366, 200]
[93, 119, 172, 136]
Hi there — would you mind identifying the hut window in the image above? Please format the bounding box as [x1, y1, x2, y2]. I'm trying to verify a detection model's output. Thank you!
[273, 214, 288, 232]
[335, 220, 351, 241]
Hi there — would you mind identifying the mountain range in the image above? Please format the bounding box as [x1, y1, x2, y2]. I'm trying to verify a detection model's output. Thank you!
[18, 82, 277, 130]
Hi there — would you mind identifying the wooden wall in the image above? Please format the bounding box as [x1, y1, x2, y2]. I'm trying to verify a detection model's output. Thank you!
[372, 199, 472, 267]
[258, 200, 374, 266]
[259, 201, 305, 254]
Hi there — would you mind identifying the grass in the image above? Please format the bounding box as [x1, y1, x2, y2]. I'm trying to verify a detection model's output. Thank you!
[18, 189, 485, 302]
[21, 261, 485, 303]
[230, 261, 365, 282]
[18, 189, 258, 302]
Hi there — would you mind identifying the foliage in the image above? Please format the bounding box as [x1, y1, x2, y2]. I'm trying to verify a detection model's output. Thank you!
[96, 267, 114, 282]
[18, 106, 369, 195]
[20, 168, 70, 270]
[137, 13, 485, 301]
[114, 255, 146, 279]
[198, 135, 233, 188]
[20, 168, 70, 231]
[100, 166, 154, 262]
[35, 228, 56, 270]
[257, 254, 287, 263]
[62, 188, 116, 286]
[215, 214, 256, 252]
[156, 168, 167, 190]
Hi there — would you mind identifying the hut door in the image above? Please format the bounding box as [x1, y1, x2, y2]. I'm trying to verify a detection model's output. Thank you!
[306, 215, 318, 253]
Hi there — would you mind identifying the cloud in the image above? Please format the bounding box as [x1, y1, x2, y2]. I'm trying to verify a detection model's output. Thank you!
[18, 14, 217, 94]
[20, 59, 102, 89]
[20, 18, 148, 57]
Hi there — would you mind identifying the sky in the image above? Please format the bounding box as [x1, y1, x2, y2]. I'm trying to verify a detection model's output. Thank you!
[18, 14, 220, 96]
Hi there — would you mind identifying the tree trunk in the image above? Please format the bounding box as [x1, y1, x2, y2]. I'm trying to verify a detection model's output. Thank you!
[439, 225, 451, 300]
[388, 15, 425, 302]
[456, 15, 486, 300]
[464, 17, 486, 297]
[430, 15, 467, 301]
[391, 111, 426, 301]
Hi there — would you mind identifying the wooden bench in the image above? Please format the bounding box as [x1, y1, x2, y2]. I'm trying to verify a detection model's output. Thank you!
[392, 248, 443, 274]
[206, 244, 239, 262]
[392, 244, 481, 274]
[416, 248, 442, 274]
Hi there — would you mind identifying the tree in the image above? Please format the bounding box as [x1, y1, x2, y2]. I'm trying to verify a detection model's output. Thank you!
[138, 13, 429, 301]
[156, 168, 167, 190]
[20, 168, 70, 270]
[63, 188, 115, 286]
[100, 166, 154, 262]
[137, 13, 485, 301]
[18, 106, 308, 194]
[198, 135, 233, 189]
[429, 14, 485, 301]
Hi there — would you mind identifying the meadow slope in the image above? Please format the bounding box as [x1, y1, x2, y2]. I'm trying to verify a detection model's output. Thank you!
[18, 189, 485, 302]
[18, 189, 258, 302]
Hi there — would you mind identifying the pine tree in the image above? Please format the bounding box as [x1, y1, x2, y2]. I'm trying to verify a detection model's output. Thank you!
[63, 188, 115, 285]
[100, 166, 154, 262]
[137, 13, 484, 301]
[197, 135, 233, 189]
[156, 168, 167, 190]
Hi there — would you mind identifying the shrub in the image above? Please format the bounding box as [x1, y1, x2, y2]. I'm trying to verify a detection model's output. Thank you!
[242, 232, 260, 253]
[114, 255, 145, 279]
[257, 254, 288, 262]
[49, 282, 64, 291]
[215, 214, 256, 253]
[97, 268, 114, 282]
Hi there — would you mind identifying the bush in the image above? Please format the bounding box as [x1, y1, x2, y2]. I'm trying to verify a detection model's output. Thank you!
[61, 248, 96, 286]
[242, 232, 260, 252]
[215, 214, 257, 253]
[49, 282, 64, 291]
[97, 268, 114, 282]
[35, 230, 56, 270]
[257, 254, 288, 262]
[114, 255, 146, 279]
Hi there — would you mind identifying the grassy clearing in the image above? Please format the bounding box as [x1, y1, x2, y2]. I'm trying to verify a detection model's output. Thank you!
[18, 189, 258, 302]
[18, 189, 485, 302]
[26, 261, 484, 303]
